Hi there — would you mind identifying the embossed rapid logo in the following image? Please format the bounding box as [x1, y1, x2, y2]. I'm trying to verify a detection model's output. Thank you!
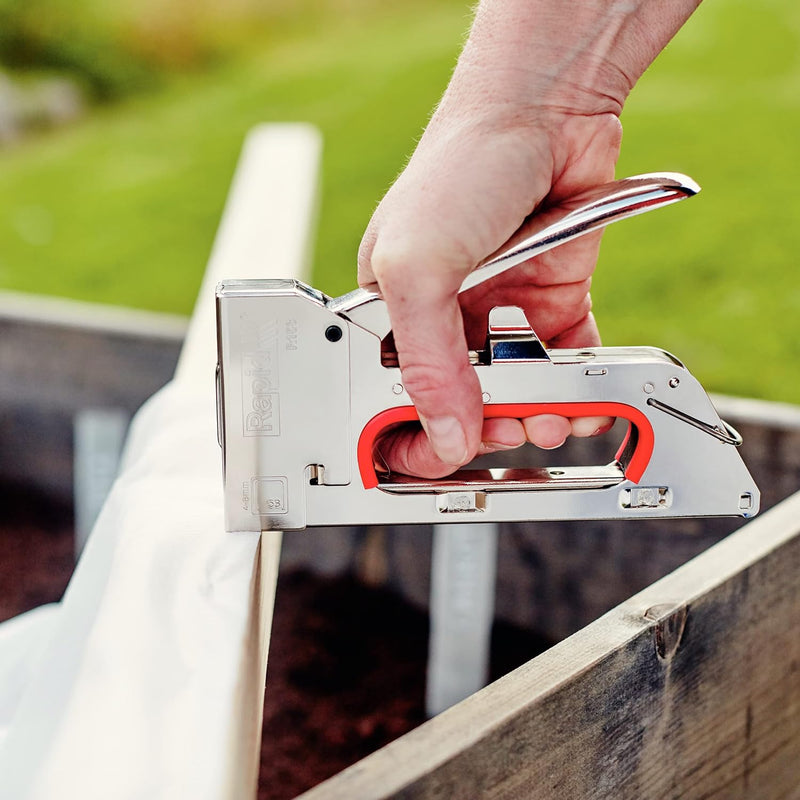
[241, 319, 280, 436]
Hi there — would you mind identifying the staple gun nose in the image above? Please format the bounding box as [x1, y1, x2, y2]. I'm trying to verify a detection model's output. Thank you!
[216, 173, 759, 531]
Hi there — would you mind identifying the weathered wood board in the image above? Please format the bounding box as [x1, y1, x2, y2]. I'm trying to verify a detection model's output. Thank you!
[300, 489, 800, 799]
[0, 294, 184, 496]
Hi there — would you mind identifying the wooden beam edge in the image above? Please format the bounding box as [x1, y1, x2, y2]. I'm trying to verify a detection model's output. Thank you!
[0, 123, 321, 800]
[0, 290, 189, 341]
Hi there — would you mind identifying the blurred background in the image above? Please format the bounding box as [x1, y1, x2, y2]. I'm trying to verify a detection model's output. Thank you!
[2, 2, 799, 794]
[0, 0, 798, 401]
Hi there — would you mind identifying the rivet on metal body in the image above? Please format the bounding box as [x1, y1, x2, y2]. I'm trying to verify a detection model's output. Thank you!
[325, 325, 342, 342]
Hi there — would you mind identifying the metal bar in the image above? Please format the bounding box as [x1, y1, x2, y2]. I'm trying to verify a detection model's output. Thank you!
[73, 408, 129, 558]
[426, 523, 498, 717]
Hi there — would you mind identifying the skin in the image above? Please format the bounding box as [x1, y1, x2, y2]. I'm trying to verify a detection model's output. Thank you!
[359, 0, 702, 478]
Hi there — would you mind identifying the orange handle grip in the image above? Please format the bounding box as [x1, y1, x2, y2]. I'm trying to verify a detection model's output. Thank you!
[357, 402, 654, 489]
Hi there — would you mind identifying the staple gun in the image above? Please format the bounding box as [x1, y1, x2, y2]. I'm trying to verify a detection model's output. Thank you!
[216, 173, 759, 531]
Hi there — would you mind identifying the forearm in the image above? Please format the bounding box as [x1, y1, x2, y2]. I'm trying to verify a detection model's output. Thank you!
[437, 0, 702, 121]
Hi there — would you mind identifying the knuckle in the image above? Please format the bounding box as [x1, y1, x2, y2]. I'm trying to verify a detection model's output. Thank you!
[369, 238, 418, 289]
[400, 361, 458, 408]
[561, 297, 593, 330]
[369, 236, 465, 299]
[357, 227, 378, 280]
[400, 357, 479, 416]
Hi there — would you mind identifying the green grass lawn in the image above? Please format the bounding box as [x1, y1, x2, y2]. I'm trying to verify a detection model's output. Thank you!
[1, 0, 799, 403]
[0, 1, 469, 310]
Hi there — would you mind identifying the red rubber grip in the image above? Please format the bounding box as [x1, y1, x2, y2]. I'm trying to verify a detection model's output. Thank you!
[357, 402, 654, 489]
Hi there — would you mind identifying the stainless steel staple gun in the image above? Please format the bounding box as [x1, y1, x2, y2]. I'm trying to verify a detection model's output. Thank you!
[216, 173, 759, 531]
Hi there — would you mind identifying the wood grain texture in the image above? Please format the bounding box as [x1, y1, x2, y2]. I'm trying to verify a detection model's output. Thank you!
[230, 530, 283, 800]
[301, 490, 800, 800]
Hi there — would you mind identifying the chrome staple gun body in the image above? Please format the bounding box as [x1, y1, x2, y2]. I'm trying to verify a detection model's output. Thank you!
[216, 173, 760, 531]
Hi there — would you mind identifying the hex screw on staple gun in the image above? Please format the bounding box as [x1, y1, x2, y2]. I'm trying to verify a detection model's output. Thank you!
[216, 172, 760, 532]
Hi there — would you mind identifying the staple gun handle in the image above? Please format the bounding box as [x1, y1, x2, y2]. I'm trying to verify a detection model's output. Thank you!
[357, 402, 655, 490]
[462, 172, 699, 291]
[333, 172, 699, 338]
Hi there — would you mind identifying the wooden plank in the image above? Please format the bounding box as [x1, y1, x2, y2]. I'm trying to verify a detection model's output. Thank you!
[0, 295, 184, 496]
[0, 123, 321, 800]
[301, 489, 800, 800]
[229, 529, 284, 800]
[713, 393, 800, 431]
[0, 291, 186, 412]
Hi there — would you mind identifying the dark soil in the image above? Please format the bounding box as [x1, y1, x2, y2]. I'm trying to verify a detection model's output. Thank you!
[260, 571, 552, 799]
[1, 484, 552, 799]
[0, 481, 75, 621]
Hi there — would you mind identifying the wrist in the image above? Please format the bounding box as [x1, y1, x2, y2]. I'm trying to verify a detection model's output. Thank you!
[443, 0, 701, 120]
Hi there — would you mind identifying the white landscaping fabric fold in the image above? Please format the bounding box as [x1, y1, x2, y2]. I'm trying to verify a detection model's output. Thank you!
[0, 123, 321, 800]
[0, 604, 59, 750]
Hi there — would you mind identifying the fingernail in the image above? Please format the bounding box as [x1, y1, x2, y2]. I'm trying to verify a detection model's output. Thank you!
[570, 417, 599, 438]
[423, 416, 469, 465]
[482, 441, 522, 453]
[570, 416, 613, 438]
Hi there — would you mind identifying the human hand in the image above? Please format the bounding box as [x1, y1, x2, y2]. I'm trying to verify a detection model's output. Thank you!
[359, 111, 620, 478]
[358, 0, 701, 479]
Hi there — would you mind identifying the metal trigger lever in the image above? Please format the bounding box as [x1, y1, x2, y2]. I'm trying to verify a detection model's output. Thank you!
[328, 172, 700, 338]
